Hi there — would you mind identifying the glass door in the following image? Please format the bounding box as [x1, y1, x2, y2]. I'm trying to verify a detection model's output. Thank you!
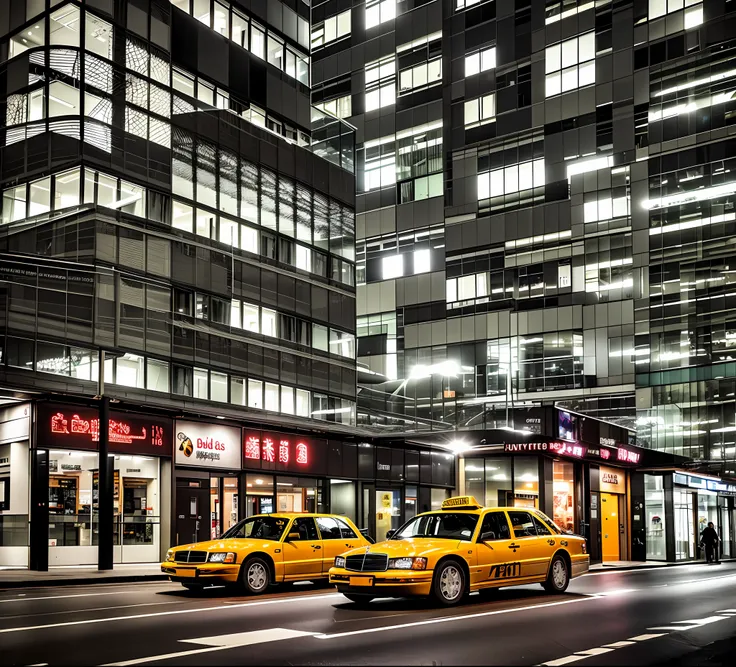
[210, 477, 221, 539]
[674, 489, 695, 560]
[375, 488, 401, 542]
[245, 474, 274, 516]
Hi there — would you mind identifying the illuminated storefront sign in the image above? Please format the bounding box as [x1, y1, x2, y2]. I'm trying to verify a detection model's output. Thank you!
[175, 420, 241, 469]
[244, 433, 310, 466]
[503, 440, 642, 466]
[675, 473, 736, 495]
[616, 447, 640, 464]
[37, 403, 172, 456]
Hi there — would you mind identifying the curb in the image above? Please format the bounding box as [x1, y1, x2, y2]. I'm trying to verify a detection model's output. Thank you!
[589, 559, 736, 573]
[0, 573, 169, 590]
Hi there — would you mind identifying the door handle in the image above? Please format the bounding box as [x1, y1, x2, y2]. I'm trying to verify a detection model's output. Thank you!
[509, 543, 520, 550]
[312, 545, 321, 549]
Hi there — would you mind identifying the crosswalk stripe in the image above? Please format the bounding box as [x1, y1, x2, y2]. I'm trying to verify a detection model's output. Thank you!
[541, 656, 587, 666]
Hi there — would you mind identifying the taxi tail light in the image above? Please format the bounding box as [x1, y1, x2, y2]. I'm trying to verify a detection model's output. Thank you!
[411, 558, 428, 570]
[581, 542, 587, 554]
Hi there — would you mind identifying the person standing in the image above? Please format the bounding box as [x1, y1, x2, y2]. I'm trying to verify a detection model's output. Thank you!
[700, 521, 719, 564]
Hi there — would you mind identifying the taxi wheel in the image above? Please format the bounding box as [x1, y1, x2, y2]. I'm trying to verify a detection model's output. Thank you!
[343, 594, 374, 606]
[432, 560, 466, 606]
[543, 555, 570, 594]
[240, 557, 271, 595]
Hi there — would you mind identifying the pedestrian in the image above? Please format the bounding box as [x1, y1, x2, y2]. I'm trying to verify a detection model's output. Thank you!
[700, 521, 719, 564]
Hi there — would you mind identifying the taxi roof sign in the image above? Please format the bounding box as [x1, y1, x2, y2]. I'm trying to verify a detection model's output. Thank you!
[441, 496, 482, 510]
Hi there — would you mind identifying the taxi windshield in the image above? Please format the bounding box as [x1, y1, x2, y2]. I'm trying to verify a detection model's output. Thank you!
[393, 512, 479, 541]
[221, 516, 289, 541]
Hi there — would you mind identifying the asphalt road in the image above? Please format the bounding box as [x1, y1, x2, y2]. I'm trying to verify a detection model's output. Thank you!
[2, 563, 736, 666]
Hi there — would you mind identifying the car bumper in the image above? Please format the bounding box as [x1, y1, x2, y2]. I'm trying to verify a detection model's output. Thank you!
[571, 555, 590, 578]
[329, 567, 433, 597]
[160, 562, 240, 584]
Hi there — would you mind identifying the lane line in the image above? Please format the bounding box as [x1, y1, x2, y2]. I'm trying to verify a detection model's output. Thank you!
[629, 634, 667, 641]
[315, 595, 601, 640]
[5, 601, 183, 621]
[180, 628, 317, 647]
[648, 625, 700, 632]
[0, 593, 343, 635]
[575, 648, 613, 656]
[102, 628, 317, 666]
[541, 656, 587, 666]
[602, 641, 634, 648]
[0, 591, 135, 604]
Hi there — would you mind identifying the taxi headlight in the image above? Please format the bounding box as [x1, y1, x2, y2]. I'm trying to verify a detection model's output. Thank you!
[334, 556, 346, 568]
[166, 550, 174, 562]
[388, 557, 427, 570]
[208, 552, 236, 564]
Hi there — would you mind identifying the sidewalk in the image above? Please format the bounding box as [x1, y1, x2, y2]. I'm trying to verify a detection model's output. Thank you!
[0, 563, 168, 589]
[589, 558, 735, 572]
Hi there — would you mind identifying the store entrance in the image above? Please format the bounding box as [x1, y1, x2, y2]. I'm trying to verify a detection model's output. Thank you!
[601, 493, 620, 561]
[175, 484, 209, 546]
[375, 488, 401, 542]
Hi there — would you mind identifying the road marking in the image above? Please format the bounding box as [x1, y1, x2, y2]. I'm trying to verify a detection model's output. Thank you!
[0, 593, 342, 635]
[541, 656, 586, 666]
[0, 591, 134, 604]
[316, 595, 600, 640]
[102, 629, 316, 666]
[575, 648, 613, 656]
[597, 588, 637, 596]
[629, 634, 666, 641]
[649, 615, 728, 631]
[6, 601, 183, 621]
[181, 628, 317, 647]
[603, 641, 634, 648]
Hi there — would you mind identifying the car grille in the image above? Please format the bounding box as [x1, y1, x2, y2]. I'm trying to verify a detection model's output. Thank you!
[345, 553, 388, 572]
[174, 550, 208, 564]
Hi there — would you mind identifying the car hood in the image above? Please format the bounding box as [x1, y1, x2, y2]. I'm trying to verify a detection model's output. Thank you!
[343, 537, 463, 559]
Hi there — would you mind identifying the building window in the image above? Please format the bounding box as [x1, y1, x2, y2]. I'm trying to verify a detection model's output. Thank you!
[363, 136, 396, 191]
[382, 255, 404, 280]
[477, 159, 546, 200]
[398, 57, 441, 95]
[464, 93, 496, 129]
[365, 56, 396, 112]
[545, 31, 595, 97]
[465, 46, 496, 77]
[312, 10, 351, 49]
[366, 0, 396, 29]
[649, 0, 703, 29]
[316, 94, 352, 119]
[545, 0, 595, 25]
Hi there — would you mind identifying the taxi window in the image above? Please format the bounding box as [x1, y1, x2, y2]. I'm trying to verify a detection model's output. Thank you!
[507, 511, 537, 538]
[316, 517, 342, 539]
[223, 516, 288, 541]
[531, 514, 552, 535]
[538, 512, 563, 535]
[395, 513, 479, 540]
[334, 517, 358, 539]
[479, 512, 511, 541]
[291, 517, 319, 541]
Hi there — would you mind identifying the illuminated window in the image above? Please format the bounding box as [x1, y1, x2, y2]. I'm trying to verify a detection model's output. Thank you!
[50, 4, 80, 48]
[317, 94, 352, 119]
[649, 0, 703, 29]
[456, 0, 482, 9]
[312, 9, 351, 49]
[382, 254, 404, 280]
[477, 159, 545, 200]
[414, 249, 431, 274]
[366, 0, 396, 29]
[545, 31, 595, 97]
[365, 56, 396, 112]
[465, 46, 496, 77]
[583, 196, 630, 223]
[363, 136, 396, 191]
[545, 1, 595, 25]
[399, 57, 441, 95]
[248, 379, 263, 409]
[464, 93, 496, 129]
[261, 308, 278, 337]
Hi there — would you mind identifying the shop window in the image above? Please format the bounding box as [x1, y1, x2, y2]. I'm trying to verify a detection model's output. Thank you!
[513, 458, 539, 509]
[674, 488, 694, 560]
[278, 478, 320, 513]
[484, 458, 512, 506]
[430, 488, 449, 510]
[464, 458, 485, 504]
[330, 480, 357, 522]
[645, 474, 666, 560]
[552, 460, 575, 532]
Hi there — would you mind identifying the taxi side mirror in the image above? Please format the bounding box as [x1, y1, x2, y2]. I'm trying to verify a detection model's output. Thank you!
[386, 529, 397, 539]
[286, 532, 301, 542]
[479, 531, 496, 543]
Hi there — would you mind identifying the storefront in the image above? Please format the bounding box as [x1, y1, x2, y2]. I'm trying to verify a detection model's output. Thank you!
[33, 403, 173, 566]
[457, 406, 661, 565]
[0, 402, 31, 567]
[171, 422, 456, 547]
[633, 471, 736, 562]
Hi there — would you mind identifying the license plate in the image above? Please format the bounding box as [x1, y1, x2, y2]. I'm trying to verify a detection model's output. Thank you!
[350, 576, 372, 587]
[178, 568, 197, 578]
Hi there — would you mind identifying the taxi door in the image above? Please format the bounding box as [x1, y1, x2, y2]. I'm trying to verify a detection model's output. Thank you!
[506, 510, 550, 579]
[281, 517, 323, 580]
[472, 510, 522, 586]
[315, 516, 364, 574]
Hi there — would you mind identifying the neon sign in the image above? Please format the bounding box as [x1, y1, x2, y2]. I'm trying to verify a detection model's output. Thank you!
[243, 433, 309, 466]
[549, 441, 586, 458]
[39, 404, 172, 456]
[617, 447, 640, 464]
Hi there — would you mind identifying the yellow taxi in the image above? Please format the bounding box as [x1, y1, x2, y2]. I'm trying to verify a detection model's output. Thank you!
[161, 513, 369, 594]
[329, 496, 589, 606]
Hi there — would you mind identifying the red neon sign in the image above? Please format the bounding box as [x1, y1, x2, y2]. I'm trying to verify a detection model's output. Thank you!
[600, 449, 611, 460]
[549, 441, 586, 458]
[617, 447, 640, 464]
[50, 412, 158, 445]
[243, 434, 309, 467]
